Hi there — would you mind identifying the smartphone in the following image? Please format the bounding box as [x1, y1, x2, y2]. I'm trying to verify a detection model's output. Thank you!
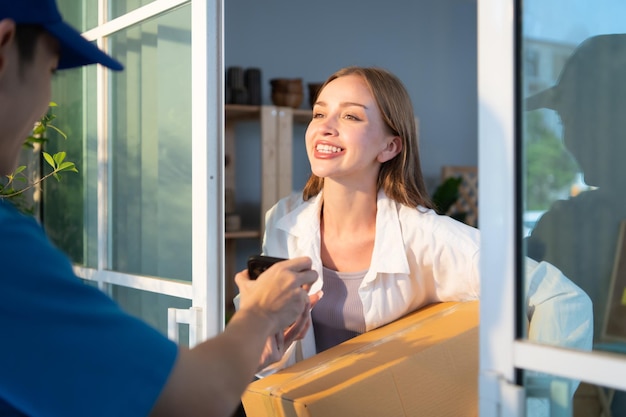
[247, 255, 287, 280]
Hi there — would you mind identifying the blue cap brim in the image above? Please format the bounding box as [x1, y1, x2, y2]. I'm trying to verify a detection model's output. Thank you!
[45, 20, 123, 71]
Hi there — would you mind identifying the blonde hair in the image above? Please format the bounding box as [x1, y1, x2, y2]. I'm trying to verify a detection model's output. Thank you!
[302, 66, 433, 209]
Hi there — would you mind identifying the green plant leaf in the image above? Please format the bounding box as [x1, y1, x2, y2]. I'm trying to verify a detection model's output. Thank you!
[2, 101, 76, 213]
[432, 176, 463, 214]
[48, 124, 68, 140]
[32, 123, 46, 135]
[43, 152, 56, 168]
[57, 162, 77, 173]
[53, 151, 66, 165]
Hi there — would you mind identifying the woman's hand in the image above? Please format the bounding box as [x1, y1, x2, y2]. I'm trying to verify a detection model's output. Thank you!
[258, 291, 323, 370]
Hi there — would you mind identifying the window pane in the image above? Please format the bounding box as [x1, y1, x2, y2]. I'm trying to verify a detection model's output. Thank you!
[58, 0, 98, 32]
[46, 66, 98, 268]
[109, 0, 156, 21]
[108, 5, 192, 280]
[111, 284, 191, 347]
[521, 0, 626, 414]
[524, 372, 625, 417]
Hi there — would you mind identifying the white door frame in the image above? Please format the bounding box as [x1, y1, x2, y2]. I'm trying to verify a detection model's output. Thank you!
[73, 0, 225, 346]
[190, 0, 225, 340]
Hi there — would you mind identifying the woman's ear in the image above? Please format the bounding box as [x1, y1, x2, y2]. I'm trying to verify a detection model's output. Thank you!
[377, 135, 403, 163]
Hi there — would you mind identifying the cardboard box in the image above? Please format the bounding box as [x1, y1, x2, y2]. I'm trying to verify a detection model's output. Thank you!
[243, 301, 479, 417]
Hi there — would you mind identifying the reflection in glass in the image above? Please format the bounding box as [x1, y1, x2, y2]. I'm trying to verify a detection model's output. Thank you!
[524, 35, 626, 342]
[526, 373, 619, 417]
[58, 0, 98, 32]
[46, 66, 98, 267]
[112, 285, 191, 346]
[109, 0, 156, 21]
[108, 5, 192, 281]
[521, 2, 626, 414]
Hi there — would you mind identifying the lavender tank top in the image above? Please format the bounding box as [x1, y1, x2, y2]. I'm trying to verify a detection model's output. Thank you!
[311, 266, 367, 352]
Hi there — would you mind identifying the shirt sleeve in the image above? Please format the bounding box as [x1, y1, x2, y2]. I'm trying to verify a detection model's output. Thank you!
[524, 257, 594, 397]
[0, 207, 178, 417]
[525, 257, 594, 350]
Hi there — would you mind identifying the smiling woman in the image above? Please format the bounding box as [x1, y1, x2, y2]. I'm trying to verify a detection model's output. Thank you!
[306, 74, 401, 192]
[252, 67, 592, 391]
[302, 67, 431, 208]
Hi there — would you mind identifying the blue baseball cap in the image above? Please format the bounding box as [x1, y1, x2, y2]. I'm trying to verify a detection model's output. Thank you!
[525, 34, 626, 112]
[0, 0, 123, 71]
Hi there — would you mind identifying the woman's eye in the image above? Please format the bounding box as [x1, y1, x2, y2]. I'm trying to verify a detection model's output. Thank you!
[344, 114, 360, 121]
[312, 112, 324, 119]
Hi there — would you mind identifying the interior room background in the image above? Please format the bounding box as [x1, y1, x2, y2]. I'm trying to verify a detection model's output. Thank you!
[225, 0, 478, 269]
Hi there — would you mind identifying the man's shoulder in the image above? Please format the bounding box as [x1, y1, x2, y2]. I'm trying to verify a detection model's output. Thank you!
[0, 202, 41, 239]
[0, 201, 21, 219]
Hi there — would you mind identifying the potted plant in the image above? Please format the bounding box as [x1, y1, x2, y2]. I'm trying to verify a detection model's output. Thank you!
[432, 175, 470, 225]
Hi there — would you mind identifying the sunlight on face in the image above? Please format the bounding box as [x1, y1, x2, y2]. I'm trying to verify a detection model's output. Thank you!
[305, 75, 394, 186]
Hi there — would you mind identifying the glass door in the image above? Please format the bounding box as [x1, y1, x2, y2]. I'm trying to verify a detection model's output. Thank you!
[45, 0, 225, 346]
[479, 0, 626, 415]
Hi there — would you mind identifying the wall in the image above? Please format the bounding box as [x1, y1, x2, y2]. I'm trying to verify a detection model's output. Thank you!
[224, 0, 477, 223]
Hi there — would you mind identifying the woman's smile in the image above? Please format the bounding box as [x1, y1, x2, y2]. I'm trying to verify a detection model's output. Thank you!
[314, 141, 345, 158]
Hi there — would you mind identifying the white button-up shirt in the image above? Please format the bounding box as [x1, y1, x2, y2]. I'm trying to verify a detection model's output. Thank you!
[258, 190, 592, 381]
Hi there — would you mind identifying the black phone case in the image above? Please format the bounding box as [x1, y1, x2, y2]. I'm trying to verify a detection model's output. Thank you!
[247, 255, 287, 279]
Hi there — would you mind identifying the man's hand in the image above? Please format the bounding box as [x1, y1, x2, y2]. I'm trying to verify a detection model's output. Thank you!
[235, 256, 318, 334]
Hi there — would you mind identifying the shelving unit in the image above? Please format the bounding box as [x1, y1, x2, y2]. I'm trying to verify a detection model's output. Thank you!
[224, 104, 311, 312]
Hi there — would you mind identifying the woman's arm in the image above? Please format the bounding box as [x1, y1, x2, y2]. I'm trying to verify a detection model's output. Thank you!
[524, 257, 594, 398]
[525, 257, 593, 350]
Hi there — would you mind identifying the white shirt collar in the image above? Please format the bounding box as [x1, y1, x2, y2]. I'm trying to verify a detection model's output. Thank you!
[274, 190, 410, 276]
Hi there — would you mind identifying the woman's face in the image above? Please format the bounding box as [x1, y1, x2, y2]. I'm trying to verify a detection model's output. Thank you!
[305, 74, 399, 187]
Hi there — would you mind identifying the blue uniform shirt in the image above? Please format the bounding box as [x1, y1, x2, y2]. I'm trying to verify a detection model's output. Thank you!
[0, 201, 178, 416]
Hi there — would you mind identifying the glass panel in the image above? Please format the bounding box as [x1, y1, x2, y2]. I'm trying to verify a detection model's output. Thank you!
[58, 0, 98, 32]
[521, 0, 626, 414]
[525, 372, 624, 417]
[108, 5, 192, 280]
[112, 284, 191, 347]
[46, 66, 98, 268]
[109, 0, 156, 21]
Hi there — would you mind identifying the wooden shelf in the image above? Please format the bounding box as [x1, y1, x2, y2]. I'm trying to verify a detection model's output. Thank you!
[225, 229, 261, 240]
[225, 104, 261, 122]
[292, 108, 312, 124]
[224, 104, 310, 315]
[226, 104, 311, 125]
